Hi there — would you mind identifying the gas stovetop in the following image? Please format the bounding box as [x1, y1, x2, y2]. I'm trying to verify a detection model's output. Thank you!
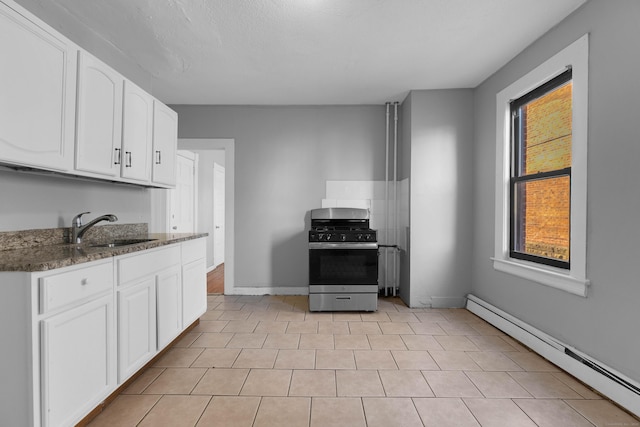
[309, 207, 377, 243]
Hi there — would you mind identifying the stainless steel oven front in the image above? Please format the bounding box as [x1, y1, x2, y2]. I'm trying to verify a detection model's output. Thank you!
[308, 242, 378, 311]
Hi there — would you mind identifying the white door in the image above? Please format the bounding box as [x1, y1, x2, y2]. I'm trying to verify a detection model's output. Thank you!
[168, 151, 197, 233]
[213, 163, 225, 268]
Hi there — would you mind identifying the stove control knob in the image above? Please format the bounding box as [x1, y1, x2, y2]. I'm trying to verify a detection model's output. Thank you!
[357, 234, 363, 241]
[340, 234, 347, 241]
[326, 233, 332, 241]
[365, 234, 372, 241]
[318, 233, 324, 241]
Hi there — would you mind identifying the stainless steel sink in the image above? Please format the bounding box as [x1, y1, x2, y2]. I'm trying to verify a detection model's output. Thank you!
[90, 238, 157, 248]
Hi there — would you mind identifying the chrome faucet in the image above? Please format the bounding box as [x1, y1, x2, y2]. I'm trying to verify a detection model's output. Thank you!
[71, 212, 118, 244]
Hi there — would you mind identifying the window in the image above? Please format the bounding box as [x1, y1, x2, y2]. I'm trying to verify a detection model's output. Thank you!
[493, 35, 589, 297]
[510, 69, 572, 269]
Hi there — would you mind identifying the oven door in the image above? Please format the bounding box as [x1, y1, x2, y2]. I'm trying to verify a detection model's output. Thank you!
[309, 243, 378, 286]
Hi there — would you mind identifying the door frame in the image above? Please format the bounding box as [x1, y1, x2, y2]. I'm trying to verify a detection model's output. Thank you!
[177, 138, 235, 295]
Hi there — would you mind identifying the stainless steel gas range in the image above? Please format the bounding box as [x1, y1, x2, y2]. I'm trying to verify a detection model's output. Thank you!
[308, 208, 378, 312]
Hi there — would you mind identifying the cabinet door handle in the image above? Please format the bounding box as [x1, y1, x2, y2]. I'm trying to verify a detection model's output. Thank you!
[125, 151, 132, 167]
[114, 148, 121, 165]
[155, 150, 162, 164]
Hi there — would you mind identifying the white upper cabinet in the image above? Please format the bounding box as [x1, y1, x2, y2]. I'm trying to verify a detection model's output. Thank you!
[152, 101, 178, 187]
[75, 51, 123, 178]
[0, 1, 76, 172]
[121, 81, 153, 183]
[0, 0, 177, 188]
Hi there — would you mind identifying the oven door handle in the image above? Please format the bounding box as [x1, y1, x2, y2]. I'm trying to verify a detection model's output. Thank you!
[309, 242, 378, 250]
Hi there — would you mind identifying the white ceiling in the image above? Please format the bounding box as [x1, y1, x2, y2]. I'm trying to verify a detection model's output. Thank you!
[27, 0, 587, 105]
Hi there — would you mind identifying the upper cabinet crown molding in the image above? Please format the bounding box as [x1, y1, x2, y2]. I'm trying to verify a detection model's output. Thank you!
[0, 0, 176, 189]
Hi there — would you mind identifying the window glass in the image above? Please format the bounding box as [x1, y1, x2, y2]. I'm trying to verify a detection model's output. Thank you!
[519, 82, 573, 175]
[510, 70, 572, 268]
[513, 175, 570, 263]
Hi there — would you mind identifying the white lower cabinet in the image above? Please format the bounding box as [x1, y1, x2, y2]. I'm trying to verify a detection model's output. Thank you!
[182, 238, 207, 327]
[40, 293, 115, 427]
[117, 277, 156, 383]
[116, 244, 181, 381]
[156, 265, 183, 349]
[0, 237, 206, 426]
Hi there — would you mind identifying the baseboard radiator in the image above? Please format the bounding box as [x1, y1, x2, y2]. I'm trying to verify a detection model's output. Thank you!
[466, 294, 640, 417]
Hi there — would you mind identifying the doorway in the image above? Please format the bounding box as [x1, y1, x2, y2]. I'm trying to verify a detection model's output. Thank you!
[212, 162, 225, 268]
[207, 162, 225, 294]
[177, 138, 235, 295]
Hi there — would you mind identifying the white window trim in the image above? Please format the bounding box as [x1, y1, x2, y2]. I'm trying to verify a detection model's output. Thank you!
[493, 34, 590, 297]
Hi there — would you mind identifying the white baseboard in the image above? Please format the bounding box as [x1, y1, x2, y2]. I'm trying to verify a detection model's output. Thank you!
[228, 286, 309, 296]
[466, 294, 640, 417]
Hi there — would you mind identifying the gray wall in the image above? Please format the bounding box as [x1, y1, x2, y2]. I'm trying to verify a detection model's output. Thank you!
[472, 0, 640, 382]
[172, 105, 386, 288]
[398, 95, 412, 303]
[0, 170, 151, 232]
[399, 90, 475, 308]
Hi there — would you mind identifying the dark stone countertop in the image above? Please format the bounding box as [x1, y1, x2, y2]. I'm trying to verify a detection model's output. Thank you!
[0, 232, 207, 272]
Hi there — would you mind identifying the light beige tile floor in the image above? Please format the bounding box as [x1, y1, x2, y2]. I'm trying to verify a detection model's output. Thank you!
[88, 295, 639, 427]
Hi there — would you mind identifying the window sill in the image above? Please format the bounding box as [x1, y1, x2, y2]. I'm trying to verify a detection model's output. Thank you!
[491, 258, 589, 297]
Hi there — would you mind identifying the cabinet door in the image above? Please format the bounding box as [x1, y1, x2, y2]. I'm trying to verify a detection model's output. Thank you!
[152, 101, 178, 187]
[75, 51, 123, 177]
[41, 294, 115, 427]
[121, 80, 153, 183]
[117, 278, 156, 383]
[182, 258, 207, 326]
[0, 2, 76, 171]
[156, 265, 182, 349]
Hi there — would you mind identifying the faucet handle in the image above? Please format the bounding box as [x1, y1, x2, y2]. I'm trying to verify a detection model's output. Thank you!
[73, 211, 91, 226]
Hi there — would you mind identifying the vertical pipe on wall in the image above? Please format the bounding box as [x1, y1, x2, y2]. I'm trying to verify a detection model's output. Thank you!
[393, 102, 399, 296]
[384, 102, 391, 296]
